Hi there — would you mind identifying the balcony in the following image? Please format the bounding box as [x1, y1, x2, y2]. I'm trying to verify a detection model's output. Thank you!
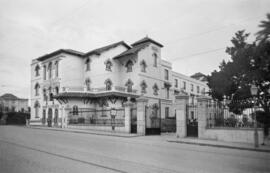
[55, 86, 139, 99]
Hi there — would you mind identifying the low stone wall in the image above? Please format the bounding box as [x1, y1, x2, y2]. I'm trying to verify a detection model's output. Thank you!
[68, 125, 127, 133]
[200, 128, 264, 144]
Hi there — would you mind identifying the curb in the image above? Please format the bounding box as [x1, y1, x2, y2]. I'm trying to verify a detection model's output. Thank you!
[167, 140, 270, 153]
[28, 126, 140, 138]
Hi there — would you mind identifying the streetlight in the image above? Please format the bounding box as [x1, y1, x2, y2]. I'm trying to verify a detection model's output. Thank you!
[250, 84, 259, 148]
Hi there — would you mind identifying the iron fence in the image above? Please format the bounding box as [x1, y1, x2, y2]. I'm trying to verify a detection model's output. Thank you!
[206, 102, 263, 128]
[68, 108, 125, 127]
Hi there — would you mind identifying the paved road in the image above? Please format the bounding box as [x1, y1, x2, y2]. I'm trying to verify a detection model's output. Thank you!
[0, 126, 269, 173]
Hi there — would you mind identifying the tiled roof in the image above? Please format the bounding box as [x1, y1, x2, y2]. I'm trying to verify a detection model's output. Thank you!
[131, 36, 163, 47]
[37, 49, 85, 61]
[113, 43, 149, 59]
[85, 41, 130, 56]
[0, 93, 18, 100]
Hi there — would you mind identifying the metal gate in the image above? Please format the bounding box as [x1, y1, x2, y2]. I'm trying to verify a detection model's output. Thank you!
[186, 104, 198, 137]
[145, 104, 161, 135]
[131, 108, 137, 133]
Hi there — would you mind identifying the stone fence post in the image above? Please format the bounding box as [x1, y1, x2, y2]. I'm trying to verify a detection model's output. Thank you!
[197, 96, 211, 138]
[175, 94, 189, 138]
[124, 97, 134, 133]
[136, 97, 148, 135]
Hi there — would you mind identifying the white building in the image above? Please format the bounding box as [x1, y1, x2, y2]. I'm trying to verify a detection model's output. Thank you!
[30, 37, 209, 134]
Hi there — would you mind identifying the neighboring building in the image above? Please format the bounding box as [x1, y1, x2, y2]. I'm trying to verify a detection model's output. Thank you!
[190, 72, 208, 82]
[30, 37, 209, 132]
[0, 93, 28, 113]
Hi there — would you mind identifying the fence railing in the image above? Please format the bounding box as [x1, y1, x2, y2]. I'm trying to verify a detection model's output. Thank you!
[61, 86, 138, 94]
[68, 108, 125, 127]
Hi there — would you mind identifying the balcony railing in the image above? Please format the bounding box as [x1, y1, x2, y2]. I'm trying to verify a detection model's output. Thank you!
[61, 86, 138, 94]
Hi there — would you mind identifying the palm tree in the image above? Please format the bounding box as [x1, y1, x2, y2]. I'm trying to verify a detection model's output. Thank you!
[256, 13, 270, 41]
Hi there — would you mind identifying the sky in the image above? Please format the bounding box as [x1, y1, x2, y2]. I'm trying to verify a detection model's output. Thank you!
[0, 0, 269, 99]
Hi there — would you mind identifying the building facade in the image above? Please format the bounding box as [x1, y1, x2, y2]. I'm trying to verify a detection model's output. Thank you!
[30, 37, 209, 133]
[0, 93, 28, 113]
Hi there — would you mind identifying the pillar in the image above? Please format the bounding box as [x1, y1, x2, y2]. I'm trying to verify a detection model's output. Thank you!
[197, 96, 211, 138]
[124, 97, 133, 133]
[136, 97, 148, 135]
[175, 94, 189, 138]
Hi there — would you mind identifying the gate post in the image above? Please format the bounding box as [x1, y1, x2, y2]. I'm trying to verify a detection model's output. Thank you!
[175, 94, 189, 138]
[197, 96, 211, 138]
[124, 97, 133, 133]
[136, 97, 148, 135]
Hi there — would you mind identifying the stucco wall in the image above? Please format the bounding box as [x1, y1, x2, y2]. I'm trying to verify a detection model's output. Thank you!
[201, 128, 264, 144]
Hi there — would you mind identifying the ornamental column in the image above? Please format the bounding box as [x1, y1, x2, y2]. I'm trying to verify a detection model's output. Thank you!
[136, 97, 148, 135]
[175, 94, 189, 138]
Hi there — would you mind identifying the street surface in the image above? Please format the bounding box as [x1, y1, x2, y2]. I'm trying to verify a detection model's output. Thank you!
[0, 126, 269, 173]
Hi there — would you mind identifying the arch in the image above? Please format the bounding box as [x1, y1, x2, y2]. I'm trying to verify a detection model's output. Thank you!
[54, 108, 58, 124]
[85, 77, 91, 91]
[152, 83, 159, 95]
[153, 53, 158, 67]
[140, 80, 147, 94]
[48, 62, 52, 79]
[35, 64, 40, 76]
[125, 79, 134, 93]
[34, 83, 40, 96]
[72, 105, 78, 115]
[55, 86, 59, 95]
[125, 60, 133, 72]
[140, 60, 147, 72]
[43, 65, 47, 80]
[54, 61, 59, 77]
[104, 59, 113, 71]
[85, 58, 91, 71]
[104, 78, 112, 91]
[34, 101, 40, 118]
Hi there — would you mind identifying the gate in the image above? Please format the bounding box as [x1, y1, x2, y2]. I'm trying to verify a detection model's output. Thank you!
[145, 104, 161, 135]
[186, 104, 198, 137]
[131, 108, 137, 133]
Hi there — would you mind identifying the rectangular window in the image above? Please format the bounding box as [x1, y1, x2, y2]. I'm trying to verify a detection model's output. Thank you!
[165, 107, 169, 118]
[166, 88, 169, 99]
[183, 81, 186, 90]
[55, 61, 58, 77]
[174, 79, 178, 88]
[191, 84, 194, 92]
[164, 69, 169, 80]
[197, 86, 200, 94]
[202, 88, 205, 95]
[43, 66, 46, 80]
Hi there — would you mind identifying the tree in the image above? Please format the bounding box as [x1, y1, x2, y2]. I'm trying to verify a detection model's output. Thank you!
[208, 14, 270, 137]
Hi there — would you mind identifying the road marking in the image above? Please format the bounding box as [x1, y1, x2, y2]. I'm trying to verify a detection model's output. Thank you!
[0, 139, 127, 173]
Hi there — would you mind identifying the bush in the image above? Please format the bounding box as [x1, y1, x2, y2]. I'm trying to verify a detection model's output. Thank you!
[6, 112, 29, 125]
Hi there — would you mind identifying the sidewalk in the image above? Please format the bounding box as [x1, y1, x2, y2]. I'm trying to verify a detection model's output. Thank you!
[167, 137, 270, 153]
[29, 125, 140, 138]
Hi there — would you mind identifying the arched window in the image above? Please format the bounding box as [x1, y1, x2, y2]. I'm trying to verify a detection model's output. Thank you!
[34, 101, 40, 118]
[48, 62, 52, 79]
[54, 109, 58, 124]
[43, 65, 46, 80]
[125, 79, 134, 93]
[140, 60, 147, 72]
[153, 83, 159, 95]
[104, 59, 113, 71]
[104, 79, 112, 91]
[35, 83, 40, 96]
[140, 80, 147, 94]
[55, 86, 59, 95]
[85, 78, 91, 91]
[42, 109, 46, 124]
[72, 105, 78, 115]
[153, 53, 158, 67]
[43, 89, 47, 101]
[85, 58, 91, 71]
[48, 87, 53, 101]
[55, 61, 59, 77]
[35, 65, 40, 76]
[126, 60, 133, 72]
